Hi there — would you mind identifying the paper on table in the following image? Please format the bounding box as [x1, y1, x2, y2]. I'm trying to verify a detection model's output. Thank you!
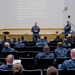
[13, 59, 21, 64]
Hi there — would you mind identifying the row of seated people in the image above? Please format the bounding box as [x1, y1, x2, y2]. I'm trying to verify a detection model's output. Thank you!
[0, 65, 75, 75]
[0, 44, 74, 70]
[0, 42, 72, 69]
[0, 54, 71, 69]
[0, 42, 56, 52]
[0, 57, 43, 75]
[43, 67, 75, 75]
[0, 34, 75, 48]
[0, 42, 71, 58]
[0, 34, 75, 73]
[0, 49, 75, 73]
[0, 36, 50, 47]
[0, 39, 71, 52]
[0, 64, 74, 75]
[0, 55, 65, 68]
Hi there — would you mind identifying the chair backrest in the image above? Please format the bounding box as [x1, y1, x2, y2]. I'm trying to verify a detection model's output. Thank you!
[23, 69, 42, 75]
[21, 58, 35, 70]
[25, 46, 36, 51]
[0, 44, 3, 50]
[29, 51, 41, 58]
[10, 43, 15, 48]
[43, 69, 75, 75]
[50, 41, 58, 46]
[36, 58, 54, 69]
[59, 70, 75, 75]
[0, 58, 6, 65]
[25, 46, 43, 52]
[55, 57, 70, 68]
[28, 41, 36, 46]
[1, 51, 28, 58]
[14, 47, 25, 51]
[50, 46, 57, 51]
[42, 69, 46, 75]
[16, 51, 28, 58]
[35, 47, 43, 51]
[0, 70, 12, 75]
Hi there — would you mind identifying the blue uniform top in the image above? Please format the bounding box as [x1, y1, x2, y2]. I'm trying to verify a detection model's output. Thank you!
[63, 42, 71, 47]
[35, 41, 48, 47]
[54, 47, 68, 58]
[15, 42, 25, 48]
[31, 26, 40, 34]
[11, 40, 17, 45]
[44, 40, 50, 44]
[2, 47, 17, 52]
[0, 41, 2, 45]
[0, 64, 13, 70]
[36, 39, 40, 43]
[64, 24, 71, 36]
[22, 39, 27, 43]
[35, 52, 54, 63]
[58, 59, 75, 70]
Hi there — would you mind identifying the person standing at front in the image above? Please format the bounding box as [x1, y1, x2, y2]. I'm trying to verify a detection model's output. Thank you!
[31, 22, 40, 41]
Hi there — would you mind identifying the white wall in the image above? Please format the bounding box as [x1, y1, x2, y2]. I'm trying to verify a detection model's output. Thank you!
[0, 0, 64, 28]
[64, 0, 75, 31]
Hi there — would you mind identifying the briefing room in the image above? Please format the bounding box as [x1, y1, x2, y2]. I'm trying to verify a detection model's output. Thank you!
[0, 0, 75, 75]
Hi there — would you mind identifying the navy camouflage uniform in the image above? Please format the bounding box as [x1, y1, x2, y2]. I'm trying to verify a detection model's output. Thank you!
[0, 64, 13, 70]
[2, 47, 17, 52]
[35, 52, 54, 63]
[64, 24, 71, 37]
[54, 48, 68, 58]
[35, 41, 48, 47]
[31, 26, 40, 41]
[58, 59, 75, 70]
[15, 42, 25, 48]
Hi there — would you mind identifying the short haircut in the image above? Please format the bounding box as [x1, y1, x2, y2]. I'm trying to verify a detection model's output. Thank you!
[44, 36, 47, 40]
[67, 21, 70, 23]
[70, 48, 75, 59]
[17, 38, 21, 41]
[4, 42, 10, 46]
[46, 66, 59, 75]
[43, 45, 50, 50]
[57, 42, 62, 47]
[6, 54, 14, 64]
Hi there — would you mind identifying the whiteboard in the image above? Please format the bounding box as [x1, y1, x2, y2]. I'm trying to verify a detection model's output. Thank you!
[0, 0, 64, 28]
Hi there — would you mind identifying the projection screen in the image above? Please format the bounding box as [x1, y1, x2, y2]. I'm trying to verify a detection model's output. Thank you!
[0, 0, 64, 28]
